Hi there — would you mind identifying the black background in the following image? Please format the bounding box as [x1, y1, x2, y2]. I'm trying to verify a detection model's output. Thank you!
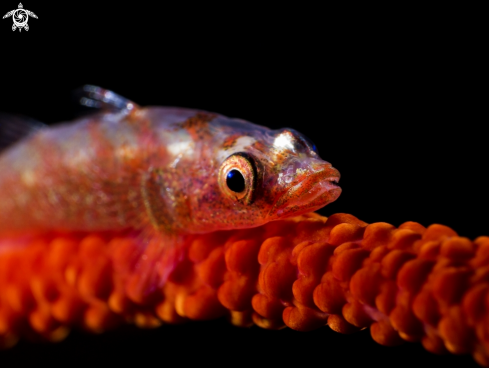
[0, 3, 485, 368]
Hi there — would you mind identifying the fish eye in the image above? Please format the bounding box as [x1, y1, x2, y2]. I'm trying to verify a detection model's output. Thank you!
[226, 169, 246, 192]
[219, 152, 257, 204]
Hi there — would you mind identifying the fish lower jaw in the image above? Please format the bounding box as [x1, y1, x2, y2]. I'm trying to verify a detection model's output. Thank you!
[267, 179, 341, 220]
[301, 178, 340, 202]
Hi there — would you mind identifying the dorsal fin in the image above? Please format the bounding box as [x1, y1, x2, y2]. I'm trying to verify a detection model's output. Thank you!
[73, 85, 140, 114]
[0, 113, 46, 152]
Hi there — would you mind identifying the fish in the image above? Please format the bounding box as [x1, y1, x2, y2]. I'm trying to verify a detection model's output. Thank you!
[0, 86, 340, 333]
[0, 87, 486, 367]
[0, 85, 341, 238]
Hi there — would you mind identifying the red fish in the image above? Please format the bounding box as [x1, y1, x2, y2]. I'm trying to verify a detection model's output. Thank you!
[0, 87, 340, 330]
[0, 85, 340, 302]
[0, 87, 485, 367]
[0, 86, 341, 237]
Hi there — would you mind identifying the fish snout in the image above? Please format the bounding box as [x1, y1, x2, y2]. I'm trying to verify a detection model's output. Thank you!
[267, 162, 341, 220]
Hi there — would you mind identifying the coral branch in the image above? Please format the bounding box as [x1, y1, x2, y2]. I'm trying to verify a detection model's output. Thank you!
[1, 213, 488, 366]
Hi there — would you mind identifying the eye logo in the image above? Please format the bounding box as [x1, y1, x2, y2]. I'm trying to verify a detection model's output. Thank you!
[3, 3, 37, 32]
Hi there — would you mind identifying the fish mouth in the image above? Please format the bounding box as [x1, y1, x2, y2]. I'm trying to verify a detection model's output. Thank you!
[267, 165, 341, 220]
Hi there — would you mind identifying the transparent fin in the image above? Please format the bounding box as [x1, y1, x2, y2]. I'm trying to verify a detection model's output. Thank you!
[73, 85, 139, 114]
[0, 113, 46, 151]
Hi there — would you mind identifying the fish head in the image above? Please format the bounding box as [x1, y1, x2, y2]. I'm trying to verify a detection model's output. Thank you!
[189, 122, 341, 232]
[258, 128, 342, 220]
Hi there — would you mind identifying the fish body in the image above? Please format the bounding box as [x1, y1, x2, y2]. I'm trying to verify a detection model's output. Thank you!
[0, 86, 341, 303]
[0, 88, 340, 238]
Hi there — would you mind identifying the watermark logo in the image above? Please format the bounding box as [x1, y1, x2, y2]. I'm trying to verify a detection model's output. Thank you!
[3, 3, 37, 32]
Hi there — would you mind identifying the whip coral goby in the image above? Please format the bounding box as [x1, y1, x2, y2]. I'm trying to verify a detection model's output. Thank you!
[0, 86, 485, 367]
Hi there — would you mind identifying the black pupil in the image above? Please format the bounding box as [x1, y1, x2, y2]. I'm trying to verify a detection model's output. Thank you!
[226, 170, 246, 193]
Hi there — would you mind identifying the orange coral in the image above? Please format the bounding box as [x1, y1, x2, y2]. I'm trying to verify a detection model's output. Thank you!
[1, 212, 488, 366]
